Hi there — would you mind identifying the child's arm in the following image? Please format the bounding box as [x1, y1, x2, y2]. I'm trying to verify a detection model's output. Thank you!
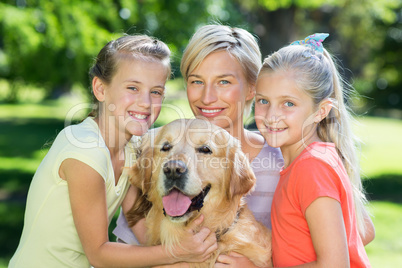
[274, 197, 349, 268]
[273, 196, 348, 268]
[60, 158, 217, 267]
[273, 198, 351, 268]
[275, 197, 350, 268]
[303, 196, 350, 267]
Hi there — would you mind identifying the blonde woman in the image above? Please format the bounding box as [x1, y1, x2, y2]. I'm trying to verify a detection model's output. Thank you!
[114, 25, 283, 267]
[10, 35, 216, 268]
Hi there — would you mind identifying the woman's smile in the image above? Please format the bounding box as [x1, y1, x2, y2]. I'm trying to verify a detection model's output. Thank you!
[198, 107, 225, 117]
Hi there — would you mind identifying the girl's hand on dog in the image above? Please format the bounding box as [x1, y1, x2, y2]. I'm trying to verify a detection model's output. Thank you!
[173, 214, 218, 263]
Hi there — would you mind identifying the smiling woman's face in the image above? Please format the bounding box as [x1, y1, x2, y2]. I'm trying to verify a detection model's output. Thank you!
[186, 50, 254, 133]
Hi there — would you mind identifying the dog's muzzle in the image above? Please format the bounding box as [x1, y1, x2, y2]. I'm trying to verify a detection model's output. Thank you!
[163, 184, 211, 218]
[162, 160, 188, 191]
[161, 160, 211, 218]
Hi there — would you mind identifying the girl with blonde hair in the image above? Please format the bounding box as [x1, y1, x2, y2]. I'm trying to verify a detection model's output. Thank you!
[10, 34, 217, 268]
[254, 33, 374, 267]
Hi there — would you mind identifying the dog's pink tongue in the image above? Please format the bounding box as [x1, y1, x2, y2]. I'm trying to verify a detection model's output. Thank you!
[162, 189, 192, 217]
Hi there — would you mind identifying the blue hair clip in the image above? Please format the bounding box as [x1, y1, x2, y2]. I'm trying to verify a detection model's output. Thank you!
[290, 33, 329, 53]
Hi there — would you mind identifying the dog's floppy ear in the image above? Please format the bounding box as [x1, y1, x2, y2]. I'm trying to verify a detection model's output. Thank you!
[127, 132, 154, 227]
[130, 133, 153, 194]
[225, 145, 256, 201]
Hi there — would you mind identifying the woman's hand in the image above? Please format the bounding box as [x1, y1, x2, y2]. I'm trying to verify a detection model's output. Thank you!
[215, 252, 259, 268]
[172, 214, 218, 263]
[153, 263, 190, 268]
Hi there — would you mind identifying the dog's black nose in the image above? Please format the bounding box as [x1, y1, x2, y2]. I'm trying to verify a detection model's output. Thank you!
[163, 160, 187, 179]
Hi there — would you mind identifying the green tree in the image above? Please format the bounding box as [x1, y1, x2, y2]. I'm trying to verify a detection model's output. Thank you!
[0, 0, 245, 102]
[236, 0, 402, 112]
[0, 0, 118, 101]
[0, 0, 400, 111]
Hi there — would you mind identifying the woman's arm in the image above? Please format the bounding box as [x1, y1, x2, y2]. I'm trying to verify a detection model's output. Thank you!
[361, 207, 375, 246]
[60, 158, 217, 268]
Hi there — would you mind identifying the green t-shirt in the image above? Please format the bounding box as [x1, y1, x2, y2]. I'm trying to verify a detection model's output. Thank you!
[9, 118, 138, 268]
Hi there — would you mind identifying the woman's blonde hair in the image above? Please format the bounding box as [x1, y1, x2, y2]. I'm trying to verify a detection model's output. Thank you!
[180, 24, 261, 118]
[88, 34, 171, 117]
[260, 44, 368, 236]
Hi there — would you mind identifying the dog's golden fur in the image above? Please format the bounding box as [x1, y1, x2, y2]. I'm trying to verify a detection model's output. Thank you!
[128, 119, 272, 267]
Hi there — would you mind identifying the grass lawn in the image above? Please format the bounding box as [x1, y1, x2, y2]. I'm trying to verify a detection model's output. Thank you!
[355, 116, 402, 177]
[0, 90, 401, 267]
[355, 116, 402, 267]
[365, 201, 402, 267]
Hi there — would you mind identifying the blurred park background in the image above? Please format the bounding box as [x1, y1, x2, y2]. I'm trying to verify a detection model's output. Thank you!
[0, 0, 401, 267]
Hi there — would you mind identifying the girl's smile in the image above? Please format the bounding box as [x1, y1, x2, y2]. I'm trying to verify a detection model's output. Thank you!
[255, 71, 320, 163]
[265, 125, 288, 133]
[95, 58, 168, 140]
[128, 110, 151, 121]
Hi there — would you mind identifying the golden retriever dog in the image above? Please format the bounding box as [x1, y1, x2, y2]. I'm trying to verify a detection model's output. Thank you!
[128, 119, 272, 267]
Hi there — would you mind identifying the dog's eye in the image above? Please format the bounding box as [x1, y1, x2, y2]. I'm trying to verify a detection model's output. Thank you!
[197, 145, 212, 154]
[161, 142, 172, 152]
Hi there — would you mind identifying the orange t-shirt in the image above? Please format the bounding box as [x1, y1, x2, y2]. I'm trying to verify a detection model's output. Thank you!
[271, 142, 370, 267]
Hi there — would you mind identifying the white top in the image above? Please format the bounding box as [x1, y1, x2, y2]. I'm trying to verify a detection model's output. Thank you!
[246, 141, 284, 229]
[9, 118, 139, 268]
